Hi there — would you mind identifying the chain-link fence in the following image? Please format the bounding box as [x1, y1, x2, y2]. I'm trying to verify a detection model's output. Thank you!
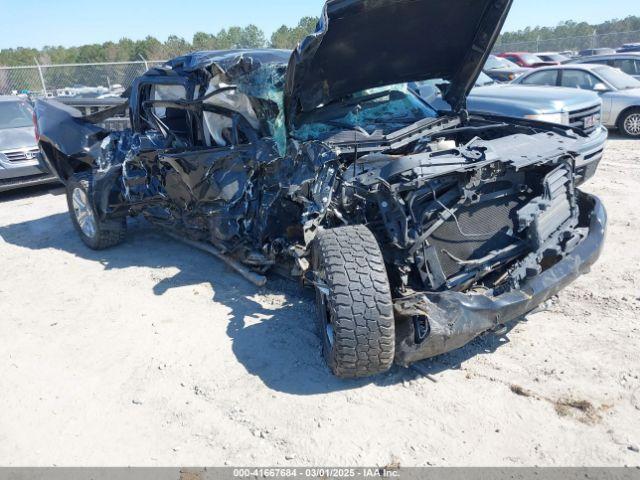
[2, 29, 640, 96]
[0, 60, 165, 97]
[494, 29, 640, 54]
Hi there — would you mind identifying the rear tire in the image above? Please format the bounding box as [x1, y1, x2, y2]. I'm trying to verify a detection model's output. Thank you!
[618, 108, 640, 137]
[66, 172, 126, 250]
[313, 225, 395, 378]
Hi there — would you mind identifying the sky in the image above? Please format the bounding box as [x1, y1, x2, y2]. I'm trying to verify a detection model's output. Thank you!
[0, 0, 638, 50]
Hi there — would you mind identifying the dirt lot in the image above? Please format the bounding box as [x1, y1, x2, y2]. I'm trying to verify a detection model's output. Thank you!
[0, 136, 639, 467]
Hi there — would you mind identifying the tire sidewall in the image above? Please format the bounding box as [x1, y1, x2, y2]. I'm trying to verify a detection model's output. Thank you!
[66, 175, 102, 249]
[620, 109, 640, 137]
[312, 241, 339, 371]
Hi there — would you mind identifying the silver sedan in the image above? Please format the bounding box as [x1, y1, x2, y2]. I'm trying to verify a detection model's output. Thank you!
[512, 64, 640, 137]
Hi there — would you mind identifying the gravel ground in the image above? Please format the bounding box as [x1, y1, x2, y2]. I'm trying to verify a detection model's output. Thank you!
[0, 135, 638, 467]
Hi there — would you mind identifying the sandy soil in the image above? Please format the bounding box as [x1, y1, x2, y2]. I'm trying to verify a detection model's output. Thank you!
[0, 136, 638, 467]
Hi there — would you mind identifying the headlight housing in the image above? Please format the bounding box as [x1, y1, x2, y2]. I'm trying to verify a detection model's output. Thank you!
[524, 112, 570, 125]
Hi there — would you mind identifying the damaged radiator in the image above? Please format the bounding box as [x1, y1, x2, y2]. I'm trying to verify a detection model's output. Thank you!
[428, 194, 528, 279]
[416, 161, 579, 292]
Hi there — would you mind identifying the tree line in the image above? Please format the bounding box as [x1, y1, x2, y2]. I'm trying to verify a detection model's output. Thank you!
[2, 14, 639, 67]
[497, 16, 640, 48]
[0, 17, 319, 66]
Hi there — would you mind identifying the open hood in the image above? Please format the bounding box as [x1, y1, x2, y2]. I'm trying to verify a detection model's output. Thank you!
[285, 0, 513, 126]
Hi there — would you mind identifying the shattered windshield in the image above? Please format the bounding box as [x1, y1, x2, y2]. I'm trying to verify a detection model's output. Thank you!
[292, 85, 437, 141]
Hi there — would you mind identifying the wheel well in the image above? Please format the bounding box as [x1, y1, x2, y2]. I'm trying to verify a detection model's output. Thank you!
[616, 105, 640, 128]
[41, 143, 92, 182]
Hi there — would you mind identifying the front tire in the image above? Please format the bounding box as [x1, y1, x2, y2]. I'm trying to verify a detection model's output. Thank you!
[66, 172, 126, 250]
[618, 108, 640, 138]
[313, 225, 395, 378]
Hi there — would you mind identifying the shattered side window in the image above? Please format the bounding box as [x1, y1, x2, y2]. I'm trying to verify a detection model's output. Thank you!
[233, 63, 288, 153]
[202, 76, 260, 147]
[201, 61, 288, 153]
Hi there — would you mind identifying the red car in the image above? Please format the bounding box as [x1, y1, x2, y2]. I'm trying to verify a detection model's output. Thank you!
[497, 52, 558, 68]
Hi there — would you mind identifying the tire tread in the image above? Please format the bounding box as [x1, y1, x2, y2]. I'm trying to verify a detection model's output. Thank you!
[315, 225, 395, 378]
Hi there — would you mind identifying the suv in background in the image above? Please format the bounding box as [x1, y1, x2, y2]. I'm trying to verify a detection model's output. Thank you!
[568, 53, 640, 80]
[411, 71, 606, 181]
[513, 64, 640, 137]
[0, 96, 58, 192]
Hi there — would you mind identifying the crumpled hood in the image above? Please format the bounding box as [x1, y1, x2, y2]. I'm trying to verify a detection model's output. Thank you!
[285, 0, 513, 126]
[0, 126, 37, 151]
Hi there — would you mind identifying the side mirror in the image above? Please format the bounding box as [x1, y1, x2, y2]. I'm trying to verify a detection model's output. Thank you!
[593, 83, 610, 93]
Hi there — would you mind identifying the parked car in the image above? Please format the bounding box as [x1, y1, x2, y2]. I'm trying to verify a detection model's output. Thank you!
[411, 72, 606, 182]
[497, 52, 556, 68]
[567, 53, 640, 80]
[618, 43, 640, 53]
[513, 64, 640, 137]
[483, 55, 530, 82]
[579, 48, 617, 57]
[413, 72, 603, 131]
[0, 96, 58, 192]
[536, 52, 571, 64]
[35, 0, 607, 378]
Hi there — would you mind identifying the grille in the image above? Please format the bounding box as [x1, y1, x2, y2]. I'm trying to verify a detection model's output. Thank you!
[2, 148, 40, 162]
[0, 172, 56, 188]
[568, 104, 601, 134]
[429, 195, 530, 279]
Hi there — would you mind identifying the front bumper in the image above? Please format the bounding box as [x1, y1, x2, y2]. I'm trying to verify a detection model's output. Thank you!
[0, 151, 59, 192]
[394, 192, 607, 366]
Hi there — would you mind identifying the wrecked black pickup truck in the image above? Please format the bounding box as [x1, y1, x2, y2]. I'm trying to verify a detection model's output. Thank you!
[34, 0, 607, 378]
